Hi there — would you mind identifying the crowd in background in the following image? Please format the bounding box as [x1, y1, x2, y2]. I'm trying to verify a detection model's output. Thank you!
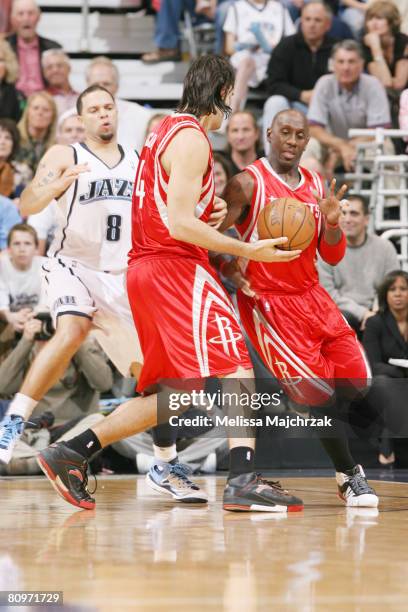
[1, 0, 408, 473]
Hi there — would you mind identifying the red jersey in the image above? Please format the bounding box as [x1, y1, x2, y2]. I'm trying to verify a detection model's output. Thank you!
[236, 158, 326, 295]
[129, 114, 215, 263]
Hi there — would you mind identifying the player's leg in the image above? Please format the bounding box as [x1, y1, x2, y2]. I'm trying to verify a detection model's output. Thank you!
[321, 332, 378, 508]
[0, 260, 95, 464]
[222, 366, 304, 513]
[89, 270, 206, 502]
[37, 260, 302, 511]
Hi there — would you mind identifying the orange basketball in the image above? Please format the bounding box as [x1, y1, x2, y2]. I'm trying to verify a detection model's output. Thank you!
[257, 198, 315, 251]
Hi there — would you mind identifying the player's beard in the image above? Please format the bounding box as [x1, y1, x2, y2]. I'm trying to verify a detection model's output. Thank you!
[100, 131, 114, 142]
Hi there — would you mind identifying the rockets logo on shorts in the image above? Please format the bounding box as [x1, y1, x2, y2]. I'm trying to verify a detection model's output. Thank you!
[209, 313, 243, 358]
[252, 307, 305, 400]
[192, 265, 244, 377]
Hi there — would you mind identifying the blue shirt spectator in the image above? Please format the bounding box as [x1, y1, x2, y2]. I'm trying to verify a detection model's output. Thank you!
[0, 195, 21, 250]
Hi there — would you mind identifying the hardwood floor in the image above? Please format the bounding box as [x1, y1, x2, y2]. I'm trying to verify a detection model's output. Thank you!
[1, 475, 408, 611]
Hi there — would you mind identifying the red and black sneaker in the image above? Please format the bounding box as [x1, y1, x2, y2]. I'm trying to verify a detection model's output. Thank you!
[37, 442, 95, 510]
[223, 472, 303, 512]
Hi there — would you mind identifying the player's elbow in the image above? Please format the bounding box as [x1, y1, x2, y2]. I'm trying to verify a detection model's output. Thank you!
[168, 218, 189, 241]
[19, 190, 32, 217]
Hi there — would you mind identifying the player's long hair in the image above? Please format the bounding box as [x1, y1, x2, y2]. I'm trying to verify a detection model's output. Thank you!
[176, 55, 235, 119]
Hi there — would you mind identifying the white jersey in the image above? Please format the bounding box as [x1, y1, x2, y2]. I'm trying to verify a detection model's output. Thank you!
[48, 142, 138, 272]
[223, 0, 294, 50]
[0, 253, 46, 312]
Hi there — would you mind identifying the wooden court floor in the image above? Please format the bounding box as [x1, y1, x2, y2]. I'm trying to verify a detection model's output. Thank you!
[1, 475, 408, 611]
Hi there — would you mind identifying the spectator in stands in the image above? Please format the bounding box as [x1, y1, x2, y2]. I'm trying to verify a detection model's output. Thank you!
[56, 110, 85, 146]
[262, 0, 336, 153]
[7, 0, 62, 98]
[224, 0, 295, 114]
[0, 120, 19, 199]
[222, 110, 261, 175]
[15, 91, 57, 174]
[339, 0, 368, 38]
[213, 152, 233, 197]
[363, 269, 408, 466]
[282, 0, 355, 39]
[86, 56, 151, 151]
[42, 49, 78, 117]
[399, 86, 408, 149]
[362, 1, 408, 126]
[0, 0, 12, 35]
[363, 1, 408, 90]
[0, 119, 32, 200]
[144, 113, 167, 141]
[0, 39, 22, 123]
[0, 326, 113, 425]
[141, 0, 196, 63]
[0, 199, 22, 252]
[0, 224, 44, 334]
[308, 39, 391, 174]
[318, 195, 399, 334]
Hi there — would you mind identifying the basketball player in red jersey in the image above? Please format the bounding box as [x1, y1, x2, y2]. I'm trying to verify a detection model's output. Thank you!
[221, 109, 378, 507]
[37, 56, 305, 513]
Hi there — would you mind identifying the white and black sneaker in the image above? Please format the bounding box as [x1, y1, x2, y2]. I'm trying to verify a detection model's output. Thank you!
[146, 462, 208, 503]
[336, 465, 379, 507]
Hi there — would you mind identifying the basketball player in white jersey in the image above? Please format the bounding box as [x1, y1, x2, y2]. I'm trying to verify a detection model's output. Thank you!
[0, 85, 211, 501]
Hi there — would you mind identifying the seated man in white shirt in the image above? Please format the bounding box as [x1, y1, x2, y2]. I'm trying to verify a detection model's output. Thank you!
[0, 224, 45, 334]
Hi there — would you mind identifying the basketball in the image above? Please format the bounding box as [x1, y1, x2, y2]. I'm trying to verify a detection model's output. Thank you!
[257, 198, 315, 251]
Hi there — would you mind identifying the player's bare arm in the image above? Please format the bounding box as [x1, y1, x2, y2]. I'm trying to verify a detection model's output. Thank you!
[164, 129, 300, 263]
[219, 170, 254, 231]
[20, 145, 89, 216]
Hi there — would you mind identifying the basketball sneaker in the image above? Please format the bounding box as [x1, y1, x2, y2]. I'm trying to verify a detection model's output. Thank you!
[146, 462, 208, 503]
[336, 465, 379, 507]
[0, 415, 25, 464]
[37, 442, 95, 510]
[223, 472, 304, 512]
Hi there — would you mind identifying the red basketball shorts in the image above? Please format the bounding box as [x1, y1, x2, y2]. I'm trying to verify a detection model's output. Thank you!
[237, 283, 371, 406]
[127, 257, 252, 392]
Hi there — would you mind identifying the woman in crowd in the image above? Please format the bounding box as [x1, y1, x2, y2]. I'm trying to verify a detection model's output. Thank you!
[0, 38, 22, 123]
[0, 119, 32, 199]
[16, 91, 57, 174]
[363, 270, 408, 466]
[213, 152, 233, 197]
[362, 0, 408, 124]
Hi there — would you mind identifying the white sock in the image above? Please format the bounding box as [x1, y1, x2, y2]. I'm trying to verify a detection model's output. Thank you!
[7, 393, 38, 420]
[153, 443, 177, 463]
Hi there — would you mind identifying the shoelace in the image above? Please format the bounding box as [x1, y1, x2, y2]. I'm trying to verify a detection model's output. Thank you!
[169, 463, 195, 487]
[347, 472, 372, 495]
[257, 475, 288, 494]
[0, 416, 24, 448]
[69, 462, 98, 496]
